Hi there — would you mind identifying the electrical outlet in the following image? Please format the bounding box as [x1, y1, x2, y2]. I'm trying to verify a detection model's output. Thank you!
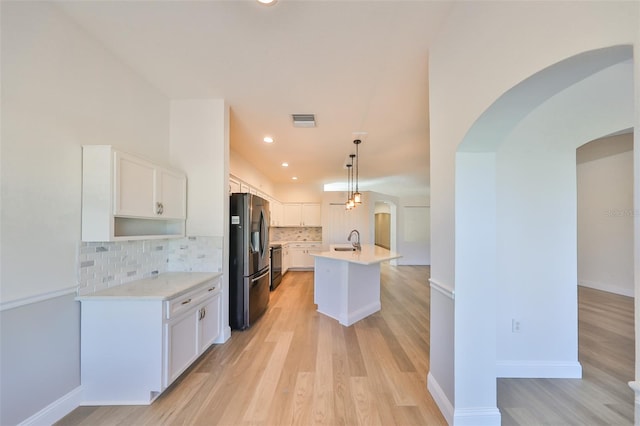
[512, 319, 521, 333]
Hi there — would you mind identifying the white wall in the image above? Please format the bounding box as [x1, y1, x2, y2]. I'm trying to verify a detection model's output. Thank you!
[169, 99, 232, 343]
[428, 2, 638, 424]
[274, 182, 323, 203]
[0, 2, 170, 424]
[171, 100, 228, 237]
[577, 133, 634, 297]
[229, 149, 276, 197]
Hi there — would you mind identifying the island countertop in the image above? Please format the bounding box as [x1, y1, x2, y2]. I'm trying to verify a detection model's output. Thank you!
[310, 244, 401, 266]
[76, 272, 222, 301]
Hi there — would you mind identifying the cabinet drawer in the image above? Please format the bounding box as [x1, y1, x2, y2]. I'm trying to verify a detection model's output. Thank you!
[166, 279, 221, 320]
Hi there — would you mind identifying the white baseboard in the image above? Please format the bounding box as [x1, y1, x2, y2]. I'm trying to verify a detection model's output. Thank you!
[496, 360, 582, 378]
[427, 372, 453, 425]
[18, 386, 82, 426]
[215, 325, 232, 344]
[579, 280, 634, 298]
[343, 302, 381, 326]
[453, 407, 501, 426]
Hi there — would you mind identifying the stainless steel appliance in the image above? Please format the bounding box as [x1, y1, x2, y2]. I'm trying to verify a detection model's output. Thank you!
[270, 244, 282, 291]
[229, 193, 270, 330]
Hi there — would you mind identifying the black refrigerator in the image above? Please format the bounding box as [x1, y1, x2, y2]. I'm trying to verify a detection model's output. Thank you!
[229, 193, 271, 330]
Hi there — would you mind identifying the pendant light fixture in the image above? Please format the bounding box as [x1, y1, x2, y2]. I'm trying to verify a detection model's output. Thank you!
[345, 155, 355, 210]
[353, 139, 362, 204]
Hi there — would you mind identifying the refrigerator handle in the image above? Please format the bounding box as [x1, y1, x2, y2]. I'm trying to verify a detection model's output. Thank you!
[251, 269, 270, 284]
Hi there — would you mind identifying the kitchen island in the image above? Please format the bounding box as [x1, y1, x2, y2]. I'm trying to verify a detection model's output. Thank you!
[311, 244, 401, 326]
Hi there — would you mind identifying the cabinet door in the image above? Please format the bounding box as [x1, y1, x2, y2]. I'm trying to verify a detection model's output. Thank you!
[229, 177, 242, 194]
[289, 246, 306, 267]
[157, 168, 187, 219]
[304, 247, 321, 268]
[283, 204, 302, 226]
[302, 204, 321, 226]
[270, 200, 283, 226]
[165, 310, 199, 387]
[198, 292, 221, 353]
[282, 246, 289, 274]
[114, 152, 155, 217]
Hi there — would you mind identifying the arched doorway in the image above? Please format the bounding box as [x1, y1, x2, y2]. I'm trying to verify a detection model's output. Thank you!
[453, 45, 635, 422]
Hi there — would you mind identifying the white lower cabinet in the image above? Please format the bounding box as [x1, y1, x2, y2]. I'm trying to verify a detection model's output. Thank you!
[79, 274, 222, 405]
[198, 292, 222, 353]
[288, 243, 322, 270]
[165, 309, 199, 387]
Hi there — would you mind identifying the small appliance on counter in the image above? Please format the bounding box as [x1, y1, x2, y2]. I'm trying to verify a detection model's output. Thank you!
[229, 193, 270, 330]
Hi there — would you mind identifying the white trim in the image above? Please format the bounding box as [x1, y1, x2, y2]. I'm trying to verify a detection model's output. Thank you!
[453, 407, 501, 426]
[579, 280, 634, 298]
[628, 381, 640, 422]
[427, 372, 453, 425]
[18, 386, 82, 426]
[496, 360, 582, 378]
[429, 278, 455, 300]
[1, 286, 77, 312]
[215, 325, 232, 344]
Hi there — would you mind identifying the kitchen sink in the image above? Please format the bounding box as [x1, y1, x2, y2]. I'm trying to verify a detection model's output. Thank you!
[334, 247, 356, 251]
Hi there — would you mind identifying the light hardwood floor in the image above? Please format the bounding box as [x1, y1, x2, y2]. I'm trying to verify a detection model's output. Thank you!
[58, 268, 635, 426]
[58, 265, 447, 425]
[498, 286, 635, 425]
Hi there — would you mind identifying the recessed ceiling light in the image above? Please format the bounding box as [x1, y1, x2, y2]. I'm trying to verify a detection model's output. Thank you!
[292, 176, 298, 180]
[263, 136, 274, 143]
[257, 0, 277, 5]
[282, 162, 288, 167]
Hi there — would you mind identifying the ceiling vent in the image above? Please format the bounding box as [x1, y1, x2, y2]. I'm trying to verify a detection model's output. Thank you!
[292, 114, 316, 128]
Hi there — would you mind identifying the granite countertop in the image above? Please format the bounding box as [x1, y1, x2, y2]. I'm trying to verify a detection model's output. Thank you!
[310, 244, 402, 266]
[76, 272, 222, 301]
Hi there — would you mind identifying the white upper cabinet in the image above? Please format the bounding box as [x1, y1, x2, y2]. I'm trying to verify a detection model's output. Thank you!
[301, 203, 322, 226]
[157, 168, 187, 219]
[114, 151, 186, 219]
[270, 199, 283, 226]
[229, 176, 242, 194]
[82, 145, 187, 241]
[283, 203, 321, 227]
[283, 203, 302, 226]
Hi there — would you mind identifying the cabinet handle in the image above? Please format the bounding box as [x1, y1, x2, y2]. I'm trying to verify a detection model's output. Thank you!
[156, 202, 164, 215]
[181, 298, 192, 305]
[208, 287, 216, 292]
[201, 307, 206, 320]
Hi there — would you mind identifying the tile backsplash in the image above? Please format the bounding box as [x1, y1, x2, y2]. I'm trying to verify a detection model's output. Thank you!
[270, 227, 322, 242]
[77, 236, 223, 296]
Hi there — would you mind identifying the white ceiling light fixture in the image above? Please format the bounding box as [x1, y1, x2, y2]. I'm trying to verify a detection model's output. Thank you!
[263, 136, 274, 143]
[281, 162, 288, 167]
[257, 0, 277, 6]
[292, 176, 298, 180]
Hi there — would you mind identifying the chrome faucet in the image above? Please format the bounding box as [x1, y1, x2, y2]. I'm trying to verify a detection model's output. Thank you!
[347, 229, 361, 251]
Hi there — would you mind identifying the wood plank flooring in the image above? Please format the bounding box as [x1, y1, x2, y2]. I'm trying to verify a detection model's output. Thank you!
[58, 265, 447, 426]
[498, 286, 635, 425]
[57, 269, 636, 426]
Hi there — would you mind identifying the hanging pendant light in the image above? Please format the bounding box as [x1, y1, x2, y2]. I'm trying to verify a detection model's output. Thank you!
[345, 162, 353, 210]
[353, 139, 362, 204]
[346, 154, 356, 209]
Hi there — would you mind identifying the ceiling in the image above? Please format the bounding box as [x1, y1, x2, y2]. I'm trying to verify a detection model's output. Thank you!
[58, 1, 454, 198]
